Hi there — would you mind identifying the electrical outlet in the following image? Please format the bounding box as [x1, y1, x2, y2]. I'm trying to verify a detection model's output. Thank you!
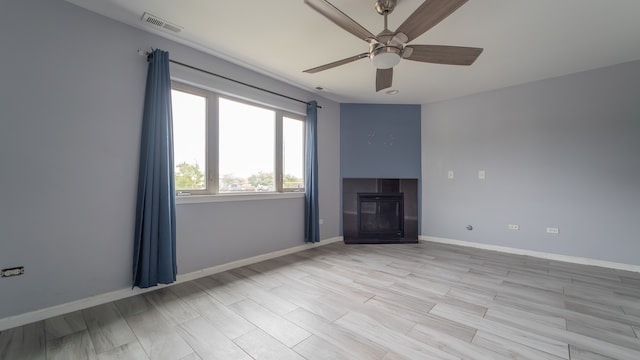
[319, 219, 324, 225]
[508, 224, 519, 230]
[1, 266, 24, 278]
[546, 227, 559, 234]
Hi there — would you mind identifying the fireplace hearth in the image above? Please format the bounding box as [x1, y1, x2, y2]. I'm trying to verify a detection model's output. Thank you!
[343, 178, 418, 244]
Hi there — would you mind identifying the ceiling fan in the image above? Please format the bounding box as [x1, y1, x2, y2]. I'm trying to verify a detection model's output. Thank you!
[303, 0, 483, 92]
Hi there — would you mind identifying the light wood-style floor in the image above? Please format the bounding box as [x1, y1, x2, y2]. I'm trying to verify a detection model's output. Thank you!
[2, 241, 640, 359]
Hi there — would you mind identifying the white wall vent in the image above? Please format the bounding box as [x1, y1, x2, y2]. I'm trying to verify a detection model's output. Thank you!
[141, 12, 183, 33]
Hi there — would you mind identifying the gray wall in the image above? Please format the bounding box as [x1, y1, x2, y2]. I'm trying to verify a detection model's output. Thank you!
[0, 0, 340, 319]
[422, 60, 640, 265]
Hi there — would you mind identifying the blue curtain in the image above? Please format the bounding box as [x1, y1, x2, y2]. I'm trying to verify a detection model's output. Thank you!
[132, 49, 177, 288]
[304, 101, 320, 243]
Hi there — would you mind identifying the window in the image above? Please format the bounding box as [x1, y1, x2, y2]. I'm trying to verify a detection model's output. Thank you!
[283, 116, 304, 190]
[172, 88, 207, 191]
[218, 98, 275, 192]
[171, 82, 305, 195]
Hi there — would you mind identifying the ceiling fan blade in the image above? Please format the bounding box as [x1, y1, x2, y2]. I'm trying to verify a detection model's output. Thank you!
[303, 53, 369, 73]
[376, 68, 393, 92]
[396, 0, 468, 42]
[404, 45, 483, 65]
[305, 0, 376, 41]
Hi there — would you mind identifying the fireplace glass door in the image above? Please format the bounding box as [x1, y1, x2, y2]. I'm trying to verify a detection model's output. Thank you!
[357, 193, 404, 240]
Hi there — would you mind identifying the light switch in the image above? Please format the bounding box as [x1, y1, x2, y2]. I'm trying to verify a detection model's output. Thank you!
[447, 170, 454, 179]
[479, 170, 486, 180]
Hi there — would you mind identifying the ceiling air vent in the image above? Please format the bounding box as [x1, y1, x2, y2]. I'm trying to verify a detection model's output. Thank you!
[141, 12, 182, 33]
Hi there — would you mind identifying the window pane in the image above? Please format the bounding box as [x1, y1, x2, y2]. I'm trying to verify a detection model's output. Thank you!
[171, 89, 206, 190]
[219, 98, 275, 192]
[283, 117, 304, 191]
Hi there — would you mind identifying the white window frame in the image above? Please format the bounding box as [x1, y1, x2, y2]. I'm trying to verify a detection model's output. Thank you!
[171, 81, 305, 198]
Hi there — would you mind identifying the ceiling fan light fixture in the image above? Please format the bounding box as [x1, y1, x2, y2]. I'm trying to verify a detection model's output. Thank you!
[370, 46, 402, 69]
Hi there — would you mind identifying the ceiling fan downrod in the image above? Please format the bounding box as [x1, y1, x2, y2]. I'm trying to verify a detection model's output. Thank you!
[375, 0, 396, 31]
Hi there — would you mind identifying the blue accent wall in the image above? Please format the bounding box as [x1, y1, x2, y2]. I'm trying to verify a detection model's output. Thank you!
[340, 103, 422, 235]
[340, 104, 421, 178]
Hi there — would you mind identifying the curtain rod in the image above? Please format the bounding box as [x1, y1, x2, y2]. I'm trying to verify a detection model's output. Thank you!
[139, 49, 321, 109]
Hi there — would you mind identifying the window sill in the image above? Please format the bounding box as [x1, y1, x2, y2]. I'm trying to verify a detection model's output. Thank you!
[175, 192, 305, 205]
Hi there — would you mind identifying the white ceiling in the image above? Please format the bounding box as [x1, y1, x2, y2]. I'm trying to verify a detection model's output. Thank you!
[66, 0, 640, 104]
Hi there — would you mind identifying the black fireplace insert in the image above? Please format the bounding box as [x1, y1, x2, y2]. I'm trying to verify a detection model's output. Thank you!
[343, 178, 418, 244]
[357, 193, 404, 240]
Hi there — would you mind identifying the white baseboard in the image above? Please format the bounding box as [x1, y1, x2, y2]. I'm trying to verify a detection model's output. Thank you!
[0, 236, 343, 332]
[175, 236, 342, 283]
[420, 235, 640, 273]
